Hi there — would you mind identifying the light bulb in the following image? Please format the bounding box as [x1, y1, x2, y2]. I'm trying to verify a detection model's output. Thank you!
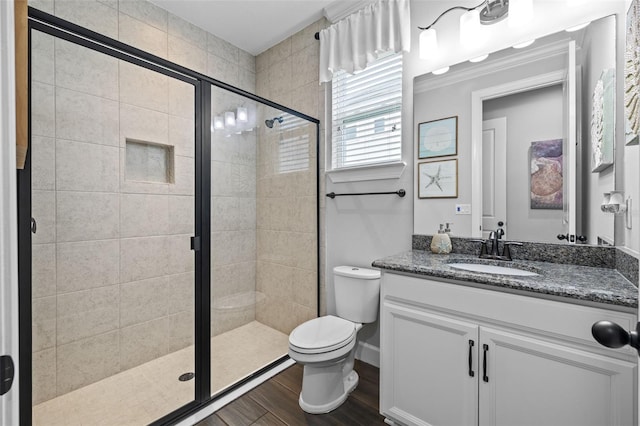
[419, 28, 438, 60]
[509, 0, 534, 28]
[469, 54, 489, 63]
[513, 39, 535, 49]
[460, 9, 482, 47]
[213, 115, 224, 130]
[566, 22, 591, 32]
[237, 107, 248, 123]
[225, 111, 236, 127]
[432, 66, 450, 75]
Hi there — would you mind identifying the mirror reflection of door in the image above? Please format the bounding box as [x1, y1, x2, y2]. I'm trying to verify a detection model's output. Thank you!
[482, 84, 565, 244]
[563, 40, 578, 240]
[482, 118, 507, 240]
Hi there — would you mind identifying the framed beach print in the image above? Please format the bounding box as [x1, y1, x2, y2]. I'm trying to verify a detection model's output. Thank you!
[418, 159, 458, 199]
[625, 0, 640, 146]
[418, 116, 458, 159]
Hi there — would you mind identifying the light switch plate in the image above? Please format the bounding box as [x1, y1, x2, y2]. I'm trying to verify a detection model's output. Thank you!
[456, 204, 471, 215]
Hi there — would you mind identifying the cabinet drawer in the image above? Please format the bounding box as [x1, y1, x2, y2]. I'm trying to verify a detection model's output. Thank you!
[382, 272, 637, 356]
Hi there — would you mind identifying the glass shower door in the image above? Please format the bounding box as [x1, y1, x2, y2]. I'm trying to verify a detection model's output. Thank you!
[30, 28, 197, 424]
[209, 84, 319, 395]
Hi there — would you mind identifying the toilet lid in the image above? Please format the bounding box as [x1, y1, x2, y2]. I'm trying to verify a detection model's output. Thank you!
[289, 315, 355, 351]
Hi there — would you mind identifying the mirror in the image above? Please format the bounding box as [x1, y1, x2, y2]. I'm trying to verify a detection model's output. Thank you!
[413, 15, 618, 245]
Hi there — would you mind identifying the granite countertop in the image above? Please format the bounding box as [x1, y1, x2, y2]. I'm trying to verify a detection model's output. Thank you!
[372, 250, 638, 310]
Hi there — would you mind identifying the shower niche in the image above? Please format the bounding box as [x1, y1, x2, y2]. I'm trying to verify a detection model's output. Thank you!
[125, 139, 175, 184]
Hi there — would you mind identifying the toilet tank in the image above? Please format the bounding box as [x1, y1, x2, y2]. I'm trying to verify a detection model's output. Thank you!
[334, 266, 381, 323]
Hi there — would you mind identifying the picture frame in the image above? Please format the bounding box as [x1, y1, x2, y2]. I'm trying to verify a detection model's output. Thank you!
[418, 159, 458, 199]
[591, 69, 615, 172]
[418, 116, 458, 159]
[530, 139, 563, 210]
[625, 0, 640, 146]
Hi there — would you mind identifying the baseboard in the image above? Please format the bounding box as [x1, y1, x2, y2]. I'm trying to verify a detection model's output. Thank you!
[355, 341, 380, 368]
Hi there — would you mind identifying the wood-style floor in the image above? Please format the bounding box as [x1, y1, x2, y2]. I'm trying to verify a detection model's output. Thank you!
[197, 360, 386, 425]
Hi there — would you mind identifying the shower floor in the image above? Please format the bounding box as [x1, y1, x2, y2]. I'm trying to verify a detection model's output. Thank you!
[33, 321, 289, 426]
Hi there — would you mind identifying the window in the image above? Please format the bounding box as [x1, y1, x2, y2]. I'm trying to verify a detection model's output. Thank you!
[278, 115, 310, 174]
[331, 52, 403, 170]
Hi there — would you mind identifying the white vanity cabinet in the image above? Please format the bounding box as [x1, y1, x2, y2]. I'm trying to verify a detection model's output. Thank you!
[380, 272, 637, 426]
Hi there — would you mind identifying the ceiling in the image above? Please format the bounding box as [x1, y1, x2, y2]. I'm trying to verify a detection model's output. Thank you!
[150, 0, 339, 56]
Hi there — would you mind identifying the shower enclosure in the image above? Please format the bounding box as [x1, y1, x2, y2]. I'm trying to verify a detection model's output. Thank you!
[20, 8, 318, 425]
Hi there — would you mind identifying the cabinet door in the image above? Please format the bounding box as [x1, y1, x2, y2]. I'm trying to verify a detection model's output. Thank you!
[381, 301, 479, 426]
[479, 327, 636, 426]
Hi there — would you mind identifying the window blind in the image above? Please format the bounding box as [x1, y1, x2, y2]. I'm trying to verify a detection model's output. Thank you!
[278, 115, 310, 173]
[331, 52, 403, 169]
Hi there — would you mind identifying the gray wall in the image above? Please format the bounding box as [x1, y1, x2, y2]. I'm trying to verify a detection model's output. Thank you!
[483, 85, 565, 243]
[579, 16, 616, 244]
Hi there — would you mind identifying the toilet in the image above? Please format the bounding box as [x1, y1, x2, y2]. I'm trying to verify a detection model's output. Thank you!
[288, 265, 381, 414]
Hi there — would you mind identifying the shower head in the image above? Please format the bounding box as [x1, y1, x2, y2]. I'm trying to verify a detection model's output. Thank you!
[264, 116, 283, 128]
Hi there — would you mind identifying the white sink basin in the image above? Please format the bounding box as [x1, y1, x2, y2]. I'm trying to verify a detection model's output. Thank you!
[448, 263, 539, 277]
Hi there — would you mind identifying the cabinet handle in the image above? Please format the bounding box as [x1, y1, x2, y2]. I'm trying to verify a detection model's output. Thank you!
[482, 344, 489, 382]
[468, 340, 475, 377]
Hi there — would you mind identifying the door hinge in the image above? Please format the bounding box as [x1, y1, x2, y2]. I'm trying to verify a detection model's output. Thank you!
[0, 355, 15, 396]
[190, 236, 201, 251]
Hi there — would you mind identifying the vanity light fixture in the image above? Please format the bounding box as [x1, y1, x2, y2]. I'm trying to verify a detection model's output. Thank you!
[432, 66, 450, 75]
[469, 54, 489, 62]
[566, 21, 591, 32]
[419, 0, 517, 59]
[212, 107, 253, 132]
[513, 39, 535, 49]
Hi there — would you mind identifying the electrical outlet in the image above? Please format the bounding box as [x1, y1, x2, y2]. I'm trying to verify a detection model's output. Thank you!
[456, 204, 471, 215]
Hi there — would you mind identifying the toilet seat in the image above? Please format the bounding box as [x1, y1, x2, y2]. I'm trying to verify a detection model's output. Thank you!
[289, 315, 356, 355]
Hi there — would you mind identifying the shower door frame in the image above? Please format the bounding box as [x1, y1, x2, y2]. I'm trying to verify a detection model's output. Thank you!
[18, 7, 321, 426]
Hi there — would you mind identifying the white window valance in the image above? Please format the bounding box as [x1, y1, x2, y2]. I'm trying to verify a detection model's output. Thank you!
[318, 0, 410, 83]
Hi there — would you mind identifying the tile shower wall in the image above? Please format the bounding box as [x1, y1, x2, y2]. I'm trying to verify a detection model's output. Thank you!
[255, 20, 326, 333]
[29, 0, 256, 405]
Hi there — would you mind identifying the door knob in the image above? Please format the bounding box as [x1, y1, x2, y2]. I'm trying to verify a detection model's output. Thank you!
[592, 321, 640, 355]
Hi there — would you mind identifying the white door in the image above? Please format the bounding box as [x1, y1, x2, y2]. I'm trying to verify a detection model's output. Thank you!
[479, 327, 635, 426]
[381, 301, 478, 426]
[0, 0, 20, 423]
[482, 118, 507, 240]
[562, 40, 578, 239]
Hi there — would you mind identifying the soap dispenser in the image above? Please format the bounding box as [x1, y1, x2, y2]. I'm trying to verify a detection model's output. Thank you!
[431, 224, 452, 254]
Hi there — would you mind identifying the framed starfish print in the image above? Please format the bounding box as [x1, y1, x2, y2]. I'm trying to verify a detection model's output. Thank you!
[418, 159, 458, 199]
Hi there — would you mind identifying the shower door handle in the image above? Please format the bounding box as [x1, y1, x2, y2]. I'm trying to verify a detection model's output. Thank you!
[0, 355, 14, 395]
[190, 236, 200, 251]
[31, 217, 36, 234]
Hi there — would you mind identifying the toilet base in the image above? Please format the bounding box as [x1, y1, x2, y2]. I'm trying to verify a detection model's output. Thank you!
[299, 370, 359, 414]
